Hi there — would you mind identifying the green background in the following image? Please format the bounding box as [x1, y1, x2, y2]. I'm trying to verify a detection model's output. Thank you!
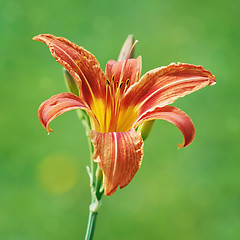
[1, 0, 240, 239]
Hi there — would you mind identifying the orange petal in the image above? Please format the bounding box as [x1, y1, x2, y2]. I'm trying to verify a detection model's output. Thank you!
[33, 34, 106, 105]
[122, 63, 216, 116]
[105, 56, 142, 90]
[38, 92, 95, 133]
[90, 128, 143, 195]
[135, 106, 195, 148]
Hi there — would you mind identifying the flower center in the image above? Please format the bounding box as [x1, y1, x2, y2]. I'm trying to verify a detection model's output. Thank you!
[90, 74, 138, 133]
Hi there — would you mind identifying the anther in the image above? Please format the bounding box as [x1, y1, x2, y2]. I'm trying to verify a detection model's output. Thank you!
[106, 79, 110, 85]
[126, 79, 129, 86]
[112, 74, 115, 81]
[119, 82, 123, 88]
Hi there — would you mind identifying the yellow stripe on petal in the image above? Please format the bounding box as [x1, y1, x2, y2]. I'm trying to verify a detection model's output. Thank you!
[90, 98, 106, 132]
[90, 97, 114, 133]
[116, 105, 139, 132]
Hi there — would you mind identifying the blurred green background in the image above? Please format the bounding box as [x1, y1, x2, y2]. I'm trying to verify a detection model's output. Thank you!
[1, 0, 240, 239]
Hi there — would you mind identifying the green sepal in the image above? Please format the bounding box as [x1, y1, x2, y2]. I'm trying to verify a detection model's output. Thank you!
[63, 68, 79, 96]
[138, 120, 155, 141]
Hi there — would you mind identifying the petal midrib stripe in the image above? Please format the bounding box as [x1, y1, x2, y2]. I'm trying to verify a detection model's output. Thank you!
[51, 41, 95, 99]
[139, 76, 209, 106]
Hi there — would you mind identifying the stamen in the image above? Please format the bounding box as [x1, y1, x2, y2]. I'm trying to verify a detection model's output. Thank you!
[111, 41, 139, 131]
[118, 40, 139, 87]
[106, 79, 110, 85]
[123, 79, 130, 92]
[123, 79, 130, 93]
[112, 74, 115, 81]
[104, 80, 108, 132]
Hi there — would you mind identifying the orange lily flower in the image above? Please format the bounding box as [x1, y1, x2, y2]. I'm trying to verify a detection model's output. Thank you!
[34, 34, 215, 196]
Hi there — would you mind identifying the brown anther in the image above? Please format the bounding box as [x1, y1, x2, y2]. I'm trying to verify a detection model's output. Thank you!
[106, 79, 110, 85]
[112, 74, 115, 81]
[126, 79, 129, 85]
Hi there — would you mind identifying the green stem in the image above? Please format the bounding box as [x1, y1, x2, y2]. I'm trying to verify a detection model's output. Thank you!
[85, 211, 98, 240]
[64, 71, 103, 240]
[79, 110, 103, 240]
[84, 173, 103, 240]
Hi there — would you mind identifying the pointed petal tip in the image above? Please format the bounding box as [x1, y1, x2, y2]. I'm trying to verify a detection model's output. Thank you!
[178, 144, 183, 149]
[178, 141, 186, 149]
[32, 34, 46, 41]
[38, 92, 90, 135]
[104, 186, 118, 196]
[178, 131, 195, 149]
[33, 33, 53, 39]
[46, 127, 53, 134]
[175, 62, 216, 83]
[209, 78, 216, 86]
[127, 34, 134, 40]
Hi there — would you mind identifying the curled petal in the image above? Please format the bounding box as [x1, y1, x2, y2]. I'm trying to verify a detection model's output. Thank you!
[38, 92, 95, 133]
[33, 34, 106, 105]
[122, 63, 216, 117]
[135, 106, 195, 148]
[90, 128, 143, 195]
[105, 56, 142, 90]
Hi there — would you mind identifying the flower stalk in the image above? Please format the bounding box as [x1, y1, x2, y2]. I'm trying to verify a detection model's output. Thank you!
[63, 64, 104, 239]
[85, 166, 103, 240]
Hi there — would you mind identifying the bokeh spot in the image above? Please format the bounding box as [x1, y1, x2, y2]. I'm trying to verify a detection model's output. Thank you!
[37, 153, 79, 195]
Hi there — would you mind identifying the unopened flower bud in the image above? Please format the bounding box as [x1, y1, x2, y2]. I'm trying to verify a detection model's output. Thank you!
[118, 35, 135, 61]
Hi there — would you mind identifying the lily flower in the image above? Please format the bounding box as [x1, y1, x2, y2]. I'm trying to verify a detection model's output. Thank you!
[34, 34, 215, 196]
